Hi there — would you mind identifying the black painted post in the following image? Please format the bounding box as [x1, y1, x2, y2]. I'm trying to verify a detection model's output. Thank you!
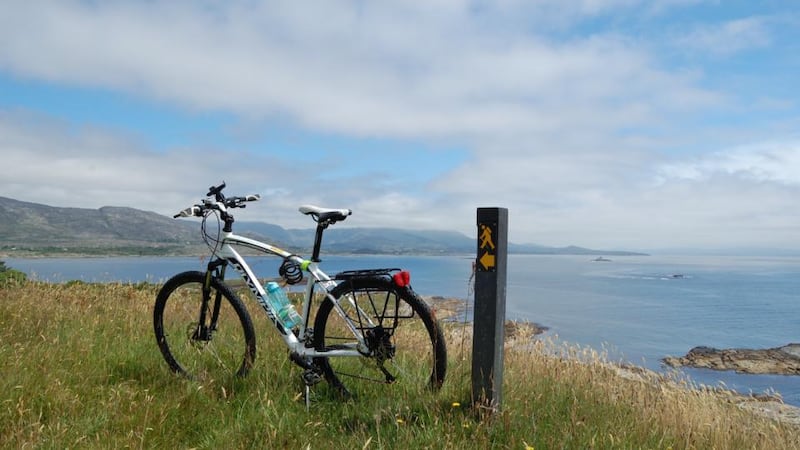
[472, 207, 508, 411]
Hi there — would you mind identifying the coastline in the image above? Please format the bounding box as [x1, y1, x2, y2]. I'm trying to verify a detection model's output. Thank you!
[425, 295, 800, 427]
[5, 256, 799, 425]
[424, 295, 550, 338]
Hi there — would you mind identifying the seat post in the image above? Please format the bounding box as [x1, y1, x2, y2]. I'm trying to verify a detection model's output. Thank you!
[311, 222, 327, 262]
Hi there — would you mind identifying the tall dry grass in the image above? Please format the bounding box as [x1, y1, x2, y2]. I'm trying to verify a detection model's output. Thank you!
[1, 280, 797, 448]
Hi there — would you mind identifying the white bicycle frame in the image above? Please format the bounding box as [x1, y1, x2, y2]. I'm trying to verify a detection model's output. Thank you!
[212, 228, 373, 361]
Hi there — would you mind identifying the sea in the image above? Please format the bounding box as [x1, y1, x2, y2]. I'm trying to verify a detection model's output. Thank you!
[6, 253, 799, 406]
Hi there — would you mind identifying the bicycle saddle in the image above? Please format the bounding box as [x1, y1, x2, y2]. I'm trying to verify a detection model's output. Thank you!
[299, 205, 352, 224]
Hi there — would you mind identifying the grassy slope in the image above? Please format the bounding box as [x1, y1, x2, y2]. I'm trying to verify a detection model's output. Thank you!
[1, 281, 797, 449]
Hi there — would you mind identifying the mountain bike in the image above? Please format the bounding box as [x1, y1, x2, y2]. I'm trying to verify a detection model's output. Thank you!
[153, 182, 447, 399]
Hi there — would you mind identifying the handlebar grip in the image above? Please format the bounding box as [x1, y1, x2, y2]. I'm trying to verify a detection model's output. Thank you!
[174, 206, 201, 218]
[246, 194, 261, 202]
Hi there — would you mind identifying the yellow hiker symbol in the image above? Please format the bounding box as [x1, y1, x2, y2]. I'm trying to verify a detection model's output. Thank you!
[480, 224, 495, 250]
[479, 224, 496, 270]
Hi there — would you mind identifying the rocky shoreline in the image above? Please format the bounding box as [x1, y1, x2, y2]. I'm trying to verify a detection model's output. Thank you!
[663, 344, 800, 375]
[612, 361, 800, 426]
[423, 295, 549, 338]
[424, 296, 800, 426]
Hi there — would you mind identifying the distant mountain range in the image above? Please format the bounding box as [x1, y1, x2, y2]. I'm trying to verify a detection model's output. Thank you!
[0, 196, 647, 257]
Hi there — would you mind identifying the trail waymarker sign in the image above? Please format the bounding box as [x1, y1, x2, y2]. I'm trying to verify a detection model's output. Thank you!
[472, 207, 508, 411]
[478, 223, 496, 271]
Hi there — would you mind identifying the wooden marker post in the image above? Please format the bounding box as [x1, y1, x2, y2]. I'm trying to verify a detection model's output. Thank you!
[472, 207, 508, 411]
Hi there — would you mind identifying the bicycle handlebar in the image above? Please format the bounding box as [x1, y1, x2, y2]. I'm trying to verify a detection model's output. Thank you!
[173, 183, 261, 219]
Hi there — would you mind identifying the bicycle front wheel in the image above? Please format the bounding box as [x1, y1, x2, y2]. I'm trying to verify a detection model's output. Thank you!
[313, 275, 447, 397]
[154, 271, 256, 382]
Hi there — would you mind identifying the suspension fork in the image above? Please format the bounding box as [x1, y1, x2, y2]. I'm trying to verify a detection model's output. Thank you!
[195, 259, 228, 340]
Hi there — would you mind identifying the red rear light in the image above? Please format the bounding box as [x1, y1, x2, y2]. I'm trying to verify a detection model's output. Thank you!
[392, 271, 411, 287]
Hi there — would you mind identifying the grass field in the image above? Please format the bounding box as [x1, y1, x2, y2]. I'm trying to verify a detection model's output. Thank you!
[1, 280, 797, 448]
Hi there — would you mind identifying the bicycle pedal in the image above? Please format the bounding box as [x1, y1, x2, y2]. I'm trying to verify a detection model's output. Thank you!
[301, 369, 323, 386]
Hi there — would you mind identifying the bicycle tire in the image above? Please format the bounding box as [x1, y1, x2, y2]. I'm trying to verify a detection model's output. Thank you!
[154, 271, 256, 381]
[312, 275, 447, 397]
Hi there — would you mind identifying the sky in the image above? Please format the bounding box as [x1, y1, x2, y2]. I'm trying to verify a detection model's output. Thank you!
[1, 0, 798, 253]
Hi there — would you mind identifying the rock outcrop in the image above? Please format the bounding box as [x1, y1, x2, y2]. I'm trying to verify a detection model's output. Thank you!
[663, 344, 800, 375]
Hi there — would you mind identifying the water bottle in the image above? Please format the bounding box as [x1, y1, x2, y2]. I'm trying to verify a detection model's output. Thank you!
[265, 281, 301, 329]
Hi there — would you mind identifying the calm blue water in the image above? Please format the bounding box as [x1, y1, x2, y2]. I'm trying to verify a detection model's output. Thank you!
[6, 254, 800, 405]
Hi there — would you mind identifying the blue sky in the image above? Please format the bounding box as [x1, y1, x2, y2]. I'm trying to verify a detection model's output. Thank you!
[1, 1, 798, 252]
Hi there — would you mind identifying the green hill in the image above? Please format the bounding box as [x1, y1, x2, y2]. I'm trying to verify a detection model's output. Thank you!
[0, 196, 646, 257]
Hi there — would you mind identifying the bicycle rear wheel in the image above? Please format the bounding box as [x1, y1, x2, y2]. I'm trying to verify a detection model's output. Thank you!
[154, 271, 256, 382]
[313, 274, 446, 397]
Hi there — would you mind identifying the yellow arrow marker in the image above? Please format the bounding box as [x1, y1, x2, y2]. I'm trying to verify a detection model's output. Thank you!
[479, 251, 495, 270]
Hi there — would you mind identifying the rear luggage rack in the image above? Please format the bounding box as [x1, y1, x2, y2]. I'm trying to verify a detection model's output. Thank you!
[334, 268, 402, 280]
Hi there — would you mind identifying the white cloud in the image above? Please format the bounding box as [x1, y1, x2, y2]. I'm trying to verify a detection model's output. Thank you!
[673, 17, 772, 56]
[0, 1, 720, 141]
[426, 142, 800, 250]
[0, 1, 798, 252]
[0, 111, 452, 231]
[658, 143, 800, 186]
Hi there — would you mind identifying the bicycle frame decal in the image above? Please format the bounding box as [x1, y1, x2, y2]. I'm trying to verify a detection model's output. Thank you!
[217, 231, 367, 358]
[225, 256, 288, 335]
